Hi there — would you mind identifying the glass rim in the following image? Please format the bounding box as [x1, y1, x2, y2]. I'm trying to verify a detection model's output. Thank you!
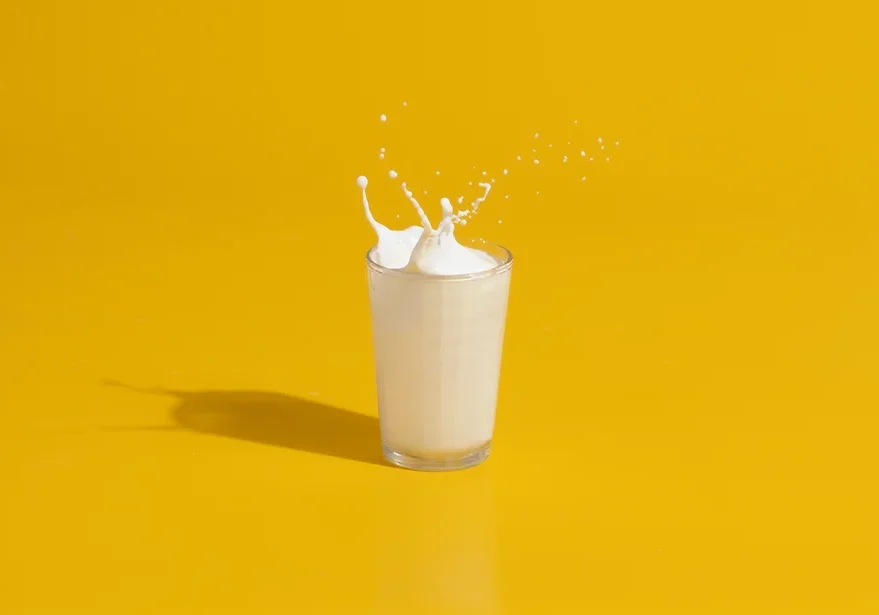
[365, 239, 513, 281]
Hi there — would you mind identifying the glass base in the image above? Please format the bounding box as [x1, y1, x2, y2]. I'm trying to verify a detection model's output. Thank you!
[382, 441, 491, 472]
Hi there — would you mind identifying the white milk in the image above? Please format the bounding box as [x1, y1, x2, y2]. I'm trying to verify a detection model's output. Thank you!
[358, 175, 512, 469]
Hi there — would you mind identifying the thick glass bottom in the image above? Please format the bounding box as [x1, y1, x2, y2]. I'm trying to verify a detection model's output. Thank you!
[382, 441, 491, 472]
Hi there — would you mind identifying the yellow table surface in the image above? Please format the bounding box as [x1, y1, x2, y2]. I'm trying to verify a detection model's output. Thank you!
[2, 1, 877, 613]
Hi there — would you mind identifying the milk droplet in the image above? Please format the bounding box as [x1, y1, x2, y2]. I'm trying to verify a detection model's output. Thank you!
[516, 155, 522, 161]
[581, 176, 586, 181]
[580, 151, 586, 157]
[491, 178, 496, 183]
[589, 157, 594, 161]
[356, 176, 368, 188]
[536, 191, 540, 195]
[533, 159, 540, 164]
[567, 141, 571, 145]
[468, 181, 473, 186]
[605, 157, 610, 161]
[379, 153, 385, 159]
[600, 145, 605, 150]
[615, 141, 620, 146]
[457, 196, 464, 204]
[389, 170, 398, 179]
[498, 220, 503, 224]
[534, 132, 539, 138]
[574, 119, 578, 124]
[379, 147, 385, 152]
[597, 137, 603, 144]
[503, 169, 508, 175]
[481, 171, 487, 176]
[435, 170, 440, 175]
[562, 155, 568, 162]
[548, 144, 553, 148]
[504, 195, 509, 199]
[380, 114, 387, 122]
[402, 101, 408, 107]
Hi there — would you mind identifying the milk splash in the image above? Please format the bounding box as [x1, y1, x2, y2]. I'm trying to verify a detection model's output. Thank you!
[357, 176, 497, 275]
[363, 106, 618, 273]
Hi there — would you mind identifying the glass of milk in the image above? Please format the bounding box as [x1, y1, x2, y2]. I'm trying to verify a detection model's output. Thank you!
[366, 240, 513, 471]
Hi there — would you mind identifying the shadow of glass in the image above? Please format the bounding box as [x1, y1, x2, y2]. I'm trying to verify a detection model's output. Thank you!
[104, 381, 386, 467]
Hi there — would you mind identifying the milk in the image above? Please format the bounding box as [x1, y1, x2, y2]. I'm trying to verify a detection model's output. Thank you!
[358, 175, 512, 470]
[357, 176, 497, 275]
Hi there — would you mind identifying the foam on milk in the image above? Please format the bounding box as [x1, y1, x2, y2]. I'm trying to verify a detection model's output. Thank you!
[357, 176, 498, 275]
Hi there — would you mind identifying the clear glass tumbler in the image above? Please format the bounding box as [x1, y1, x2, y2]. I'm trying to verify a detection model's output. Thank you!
[366, 240, 513, 471]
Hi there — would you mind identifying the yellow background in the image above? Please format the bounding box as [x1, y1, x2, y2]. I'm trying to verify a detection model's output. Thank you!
[1, 1, 877, 612]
